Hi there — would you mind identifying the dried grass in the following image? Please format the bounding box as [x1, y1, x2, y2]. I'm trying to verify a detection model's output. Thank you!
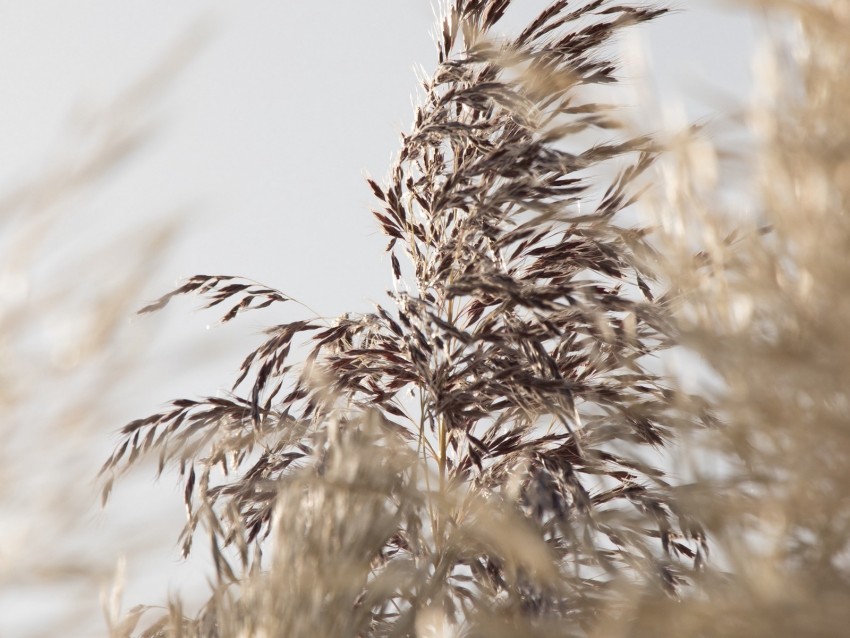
[104, 2, 706, 635]
[621, 1, 850, 635]
[66, 0, 850, 636]
[0, 32, 211, 637]
[0, 57, 187, 638]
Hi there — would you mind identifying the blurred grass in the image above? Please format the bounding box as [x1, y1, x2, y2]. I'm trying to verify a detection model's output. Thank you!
[631, 1, 850, 635]
[0, 35, 205, 638]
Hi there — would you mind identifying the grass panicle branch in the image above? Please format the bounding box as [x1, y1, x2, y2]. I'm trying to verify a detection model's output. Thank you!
[102, 1, 846, 636]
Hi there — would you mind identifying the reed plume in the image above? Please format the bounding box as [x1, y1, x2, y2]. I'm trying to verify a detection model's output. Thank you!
[102, 3, 717, 636]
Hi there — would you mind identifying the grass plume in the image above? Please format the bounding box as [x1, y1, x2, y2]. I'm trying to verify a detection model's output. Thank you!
[104, 2, 706, 635]
[92, 1, 850, 636]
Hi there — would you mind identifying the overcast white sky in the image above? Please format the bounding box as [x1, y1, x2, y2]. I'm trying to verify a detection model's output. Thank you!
[0, 1, 756, 318]
[0, 2, 758, 634]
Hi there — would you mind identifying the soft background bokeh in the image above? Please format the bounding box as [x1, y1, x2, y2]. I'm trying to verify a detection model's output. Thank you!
[0, 2, 757, 635]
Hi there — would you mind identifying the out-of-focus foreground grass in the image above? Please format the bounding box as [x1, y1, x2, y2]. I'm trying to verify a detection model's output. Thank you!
[0, 42, 201, 637]
[624, 1, 850, 635]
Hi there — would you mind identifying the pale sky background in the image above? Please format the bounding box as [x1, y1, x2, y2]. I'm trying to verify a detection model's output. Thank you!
[0, 2, 759, 635]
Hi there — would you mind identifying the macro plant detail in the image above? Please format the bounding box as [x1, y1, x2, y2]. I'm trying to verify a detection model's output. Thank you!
[4, 0, 850, 635]
[101, 1, 710, 635]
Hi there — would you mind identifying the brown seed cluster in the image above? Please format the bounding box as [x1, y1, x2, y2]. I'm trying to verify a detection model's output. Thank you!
[104, 2, 711, 635]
